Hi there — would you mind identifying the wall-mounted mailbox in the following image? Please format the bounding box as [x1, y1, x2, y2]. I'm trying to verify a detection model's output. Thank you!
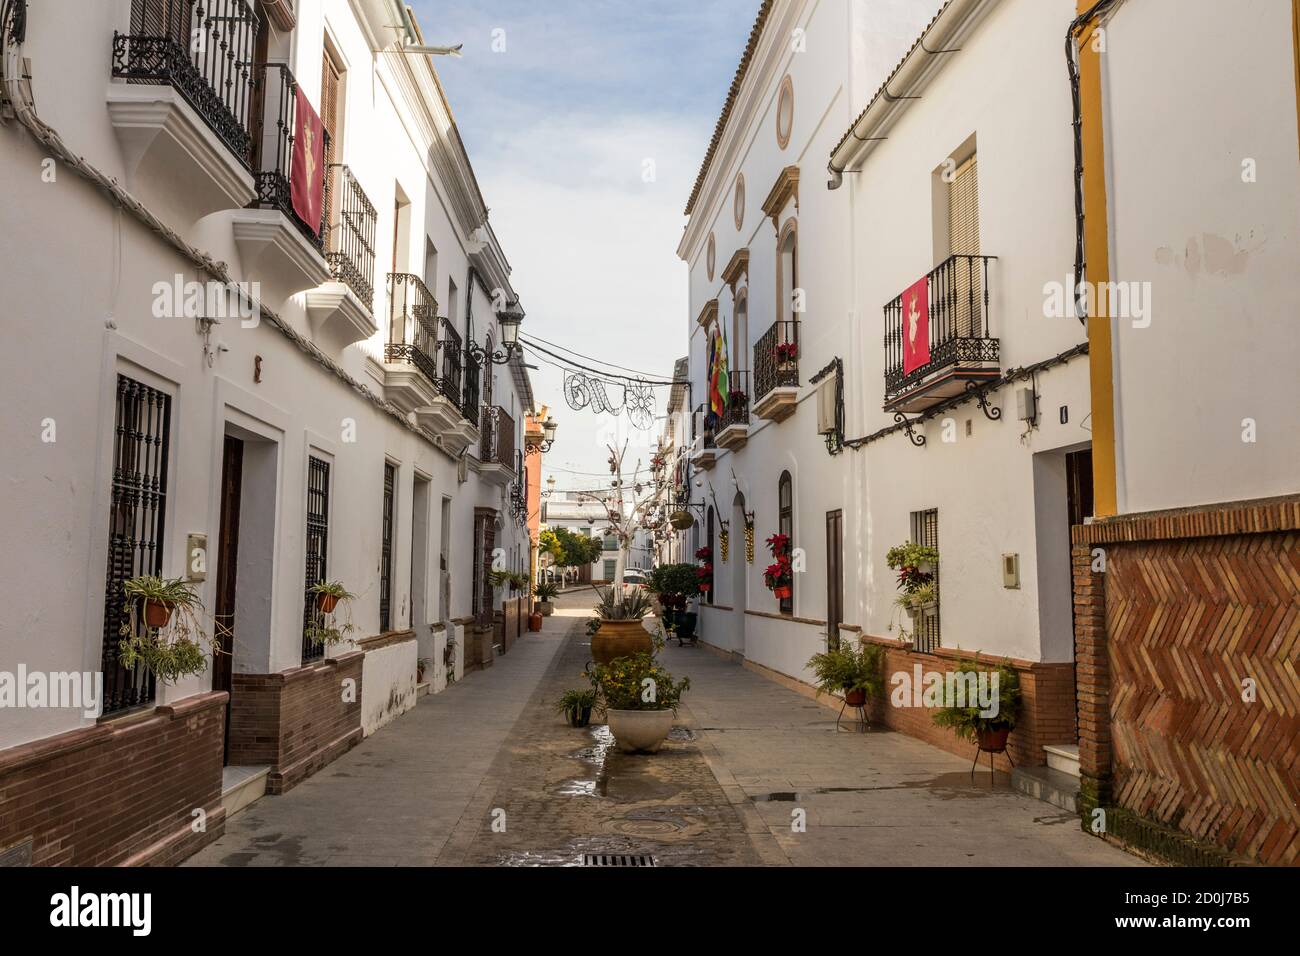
[1002, 552, 1020, 589]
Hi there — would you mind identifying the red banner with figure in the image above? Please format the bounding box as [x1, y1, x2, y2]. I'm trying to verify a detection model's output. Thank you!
[291, 87, 325, 236]
[901, 275, 930, 375]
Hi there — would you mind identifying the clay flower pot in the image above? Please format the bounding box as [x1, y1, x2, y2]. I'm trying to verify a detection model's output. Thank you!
[143, 598, 174, 629]
[316, 592, 340, 614]
[977, 726, 1011, 752]
[607, 708, 674, 753]
[590, 618, 653, 666]
[843, 687, 867, 707]
[774, 585, 792, 600]
[528, 611, 543, 631]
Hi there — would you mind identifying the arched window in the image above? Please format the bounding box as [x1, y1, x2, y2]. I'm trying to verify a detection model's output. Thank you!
[778, 471, 793, 615]
[778, 220, 798, 328]
[732, 288, 749, 382]
[705, 505, 715, 605]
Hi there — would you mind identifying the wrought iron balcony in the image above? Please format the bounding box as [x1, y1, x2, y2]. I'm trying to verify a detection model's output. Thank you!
[752, 319, 800, 422]
[715, 370, 750, 450]
[384, 273, 439, 383]
[250, 62, 327, 249]
[692, 403, 719, 468]
[432, 317, 464, 405]
[883, 253, 999, 412]
[479, 405, 517, 477]
[325, 165, 377, 306]
[112, 0, 256, 167]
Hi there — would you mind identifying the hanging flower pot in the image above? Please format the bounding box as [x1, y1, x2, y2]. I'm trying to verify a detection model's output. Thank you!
[143, 598, 174, 630]
[774, 585, 792, 600]
[670, 511, 695, 530]
[316, 592, 340, 614]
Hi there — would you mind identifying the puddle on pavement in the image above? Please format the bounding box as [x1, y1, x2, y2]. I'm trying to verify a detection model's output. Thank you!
[556, 725, 615, 798]
[750, 772, 1014, 803]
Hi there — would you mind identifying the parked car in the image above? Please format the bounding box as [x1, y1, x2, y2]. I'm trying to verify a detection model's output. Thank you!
[621, 569, 648, 590]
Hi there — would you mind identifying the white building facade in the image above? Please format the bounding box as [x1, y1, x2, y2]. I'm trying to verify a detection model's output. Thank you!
[676, 0, 1299, 772]
[0, 0, 535, 865]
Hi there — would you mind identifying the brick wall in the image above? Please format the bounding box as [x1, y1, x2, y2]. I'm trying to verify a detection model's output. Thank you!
[0, 692, 227, 866]
[228, 650, 363, 795]
[1073, 494, 1300, 866]
[859, 637, 1076, 771]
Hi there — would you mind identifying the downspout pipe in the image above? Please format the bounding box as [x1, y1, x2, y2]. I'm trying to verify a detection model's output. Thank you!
[1066, 0, 1123, 324]
[827, 0, 980, 189]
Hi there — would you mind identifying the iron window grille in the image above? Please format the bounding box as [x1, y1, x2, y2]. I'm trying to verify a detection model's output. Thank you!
[385, 272, 440, 381]
[302, 455, 330, 663]
[461, 354, 481, 423]
[910, 508, 941, 653]
[101, 375, 171, 716]
[479, 405, 516, 467]
[380, 462, 395, 632]
[112, 0, 257, 168]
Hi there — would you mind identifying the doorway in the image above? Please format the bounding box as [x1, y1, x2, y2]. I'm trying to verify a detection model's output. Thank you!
[732, 493, 747, 653]
[213, 435, 243, 763]
[410, 474, 431, 631]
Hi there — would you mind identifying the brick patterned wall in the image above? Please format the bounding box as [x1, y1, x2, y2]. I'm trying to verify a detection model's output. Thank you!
[228, 650, 363, 795]
[0, 692, 227, 866]
[1073, 495, 1300, 866]
[860, 638, 1076, 771]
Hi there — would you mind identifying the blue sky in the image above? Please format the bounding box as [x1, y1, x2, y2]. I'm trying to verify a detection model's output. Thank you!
[408, 0, 759, 488]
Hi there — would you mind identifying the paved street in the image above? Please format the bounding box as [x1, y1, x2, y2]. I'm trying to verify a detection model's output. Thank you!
[190, 591, 1139, 867]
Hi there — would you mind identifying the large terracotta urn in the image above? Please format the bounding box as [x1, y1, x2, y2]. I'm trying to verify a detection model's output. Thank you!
[590, 618, 653, 665]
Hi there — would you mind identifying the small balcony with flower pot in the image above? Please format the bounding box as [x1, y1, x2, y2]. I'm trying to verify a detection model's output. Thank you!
[752, 320, 800, 422]
[714, 371, 750, 451]
[883, 254, 1000, 413]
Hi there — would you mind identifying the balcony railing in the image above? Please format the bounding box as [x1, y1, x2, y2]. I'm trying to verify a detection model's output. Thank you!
[694, 404, 717, 450]
[112, 0, 257, 167]
[250, 62, 328, 249]
[432, 317, 464, 405]
[753, 319, 800, 404]
[480, 405, 516, 466]
[461, 359, 481, 424]
[883, 253, 999, 406]
[717, 369, 750, 431]
[384, 273, 439, 382]
[325, 165, 377, 305]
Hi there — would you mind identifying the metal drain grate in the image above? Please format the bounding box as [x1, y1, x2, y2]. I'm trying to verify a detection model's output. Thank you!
[582, 853, 657, 867]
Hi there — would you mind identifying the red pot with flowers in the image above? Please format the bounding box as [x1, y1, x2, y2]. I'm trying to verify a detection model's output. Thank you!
[764, 533, 794, 601]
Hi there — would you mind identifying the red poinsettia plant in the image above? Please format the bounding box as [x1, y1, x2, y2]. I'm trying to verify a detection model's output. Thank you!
[776, 342, 798, 363]
[694, 546, 712, 561]
[763, 533, 793, 597]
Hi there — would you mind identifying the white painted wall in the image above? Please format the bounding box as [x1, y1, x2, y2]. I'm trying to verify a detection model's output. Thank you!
[0, 0, 531, 750]
[1102, 0, 1300, 514]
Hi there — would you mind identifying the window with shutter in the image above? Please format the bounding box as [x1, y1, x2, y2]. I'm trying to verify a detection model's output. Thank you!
[948, 154, 980, 337]
[320, 49, 343, 246]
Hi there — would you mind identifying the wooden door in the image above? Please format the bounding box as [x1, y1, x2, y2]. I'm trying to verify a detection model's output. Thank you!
[213, 435, 244, 764]
[826, 510, 843, 649]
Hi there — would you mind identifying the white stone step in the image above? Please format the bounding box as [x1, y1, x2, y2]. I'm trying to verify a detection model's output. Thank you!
[221, 765, 270, 820]
[1043, 743, 1080, 779]
[1012, 765, 1079, 813]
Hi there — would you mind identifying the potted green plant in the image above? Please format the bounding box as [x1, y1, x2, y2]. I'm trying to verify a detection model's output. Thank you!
[487, 569, 512, 590]
[305, 581, 357, 646]
[806, 641, 884, 707]
[931, 659, 1023, 752]
[555, 688, 597, 728]
[416, 658, 430, 683]
[894, 580, 938, 619]
[589, 585, 653, 664]
[589, 645, 690, 753]
[309, 580, 355, 615]
[118, 576, 221, 683]
[534, 580, 559, 615]
[645, 563, 701, 630]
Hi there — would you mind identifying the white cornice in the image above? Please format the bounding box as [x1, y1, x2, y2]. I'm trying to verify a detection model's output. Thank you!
[678, 0, 809, 262]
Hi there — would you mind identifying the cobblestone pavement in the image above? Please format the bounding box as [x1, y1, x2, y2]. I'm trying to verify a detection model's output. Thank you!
[439, 611, 765, 867]
[188, 590, 1139, 867]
